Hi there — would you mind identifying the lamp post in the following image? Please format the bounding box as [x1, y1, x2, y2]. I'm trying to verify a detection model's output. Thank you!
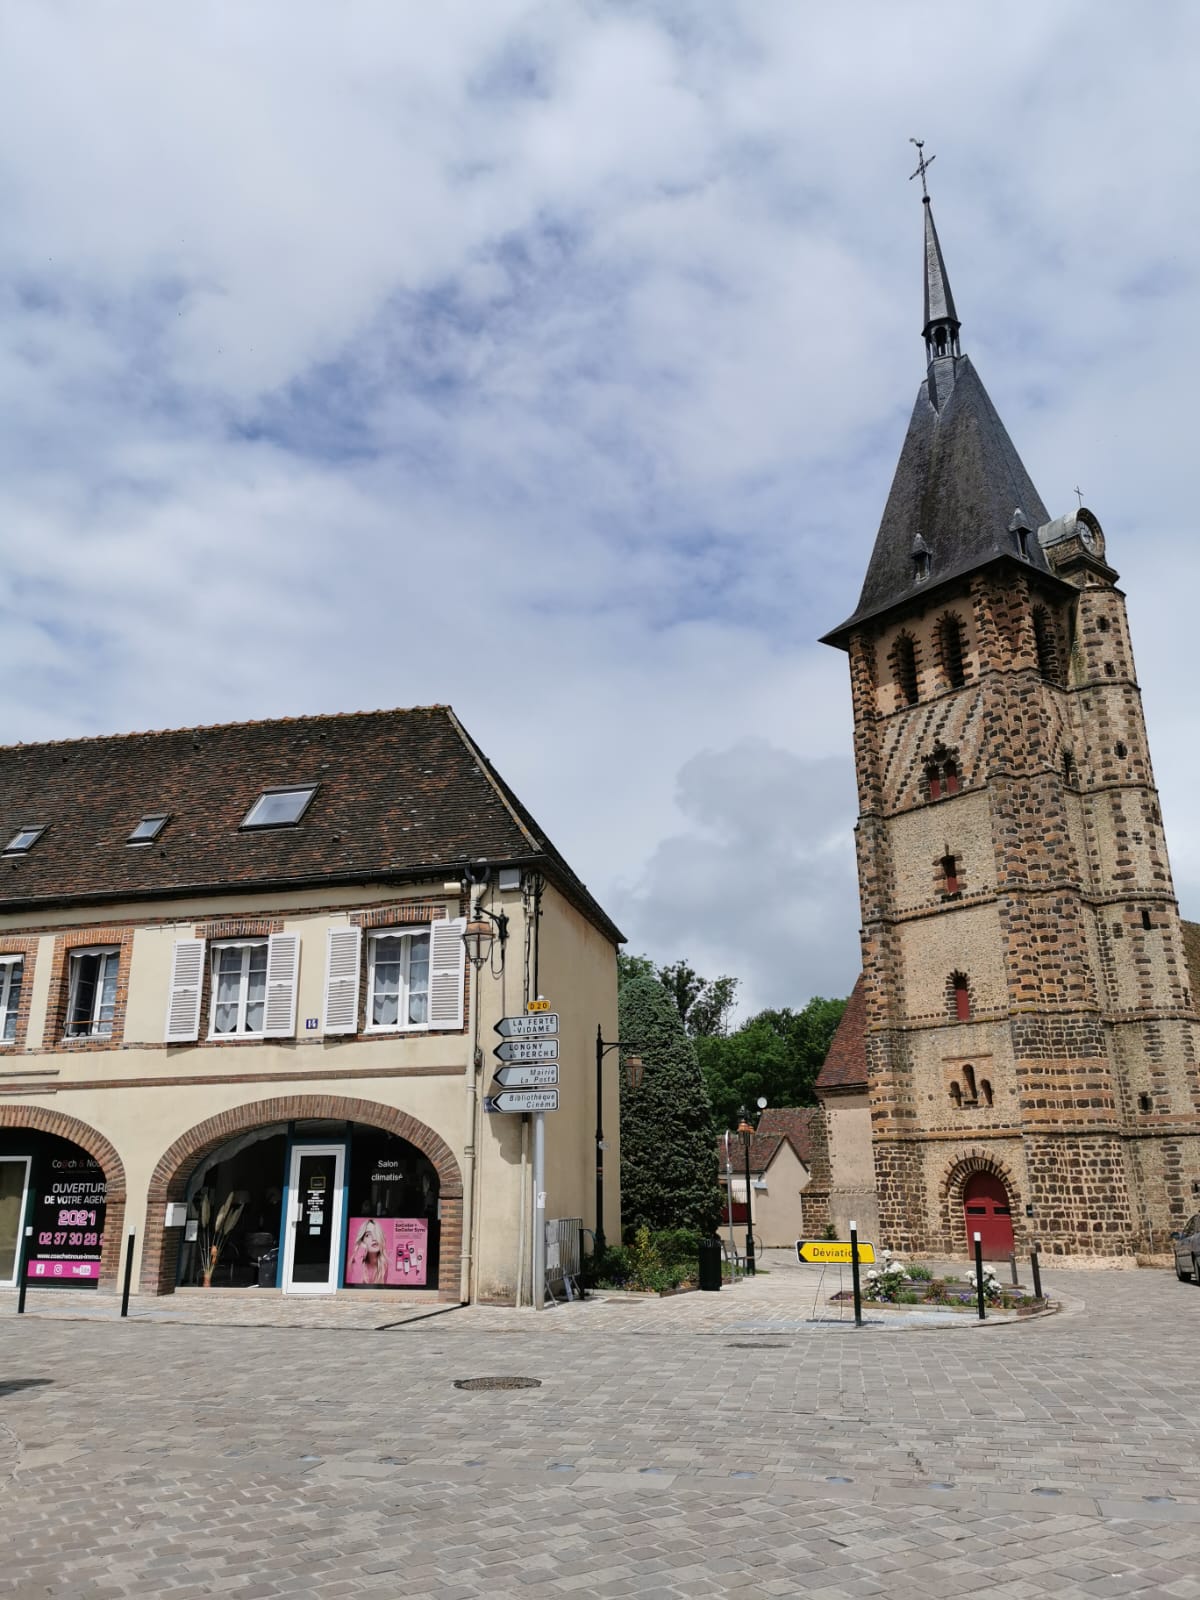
[737, 1106, 756, 1276]
[594, 1026, 642, 1258]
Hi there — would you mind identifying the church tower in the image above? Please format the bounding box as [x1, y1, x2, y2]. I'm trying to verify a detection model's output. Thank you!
[821, 163, 1200, 1259]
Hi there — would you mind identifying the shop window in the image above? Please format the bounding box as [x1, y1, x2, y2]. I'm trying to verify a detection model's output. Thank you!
[0, 957, 22, 1042]
[210, 941, 269, 1036]
[940, 615, 968, 688]
[65, 948, 120, 1039]
[941, 854, 960, 896]
[895, 635, 920, 706]
[367, 929, 431, 1029]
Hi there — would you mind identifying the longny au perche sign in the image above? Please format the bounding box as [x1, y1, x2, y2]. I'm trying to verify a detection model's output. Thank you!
[493, 1037, 559, 1063]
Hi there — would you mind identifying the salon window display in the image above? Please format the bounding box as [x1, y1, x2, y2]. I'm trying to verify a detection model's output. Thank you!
[343, 1130, 439, 1289]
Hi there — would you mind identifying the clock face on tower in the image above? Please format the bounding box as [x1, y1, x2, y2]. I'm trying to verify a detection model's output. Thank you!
[1080, 527, 1096, 552]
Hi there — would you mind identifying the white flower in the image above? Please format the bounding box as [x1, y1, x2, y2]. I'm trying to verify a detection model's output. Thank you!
[866, 1269, 879, 1280]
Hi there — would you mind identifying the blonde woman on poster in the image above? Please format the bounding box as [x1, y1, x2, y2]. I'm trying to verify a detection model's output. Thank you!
[350, 1217, 388, 1285]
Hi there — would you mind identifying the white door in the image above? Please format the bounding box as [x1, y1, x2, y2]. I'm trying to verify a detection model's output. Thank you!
[282, 1144, 346, 1294]
[0, 1157, 31, 1289]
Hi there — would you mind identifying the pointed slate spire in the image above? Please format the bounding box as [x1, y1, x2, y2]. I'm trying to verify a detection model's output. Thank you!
[922, 196, 961, 364]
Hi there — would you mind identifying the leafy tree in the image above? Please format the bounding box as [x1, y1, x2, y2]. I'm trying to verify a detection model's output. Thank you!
[618, 975, 722, 1235]
[617, 950, 657, 988]
[698, 996, 848, 1130]
[621, 953, 739, 1037]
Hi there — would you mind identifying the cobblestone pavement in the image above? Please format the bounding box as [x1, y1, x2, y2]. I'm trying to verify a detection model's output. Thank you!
[2, 1253, 1199, 1597]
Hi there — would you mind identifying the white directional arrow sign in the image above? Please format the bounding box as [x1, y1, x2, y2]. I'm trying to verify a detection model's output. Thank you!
[484, 1089, 560, 1113]
[495, 1013, 559, 1038]
[493, 1037, 559, 1063]
[492, 1062, 560, 1088]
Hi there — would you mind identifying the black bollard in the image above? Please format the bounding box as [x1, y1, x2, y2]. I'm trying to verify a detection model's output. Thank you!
[120, 1229, 135, 1318]
[1009, 1250, 1019, 1286]
[850, 1220, 863, 1328]
[15, 1224, 32, 1315]
[1030, 1244, 1043, 1302]
[973, 1232, 986, 1320]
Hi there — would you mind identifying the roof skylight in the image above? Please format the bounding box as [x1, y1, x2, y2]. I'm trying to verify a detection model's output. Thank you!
[127, 814, 169, 845]
[4, 825, 45, 854]
[241, 786, 318, 830]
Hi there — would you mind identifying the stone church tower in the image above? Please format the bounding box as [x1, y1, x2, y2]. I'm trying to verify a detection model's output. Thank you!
[820, 179, 1200, 1260]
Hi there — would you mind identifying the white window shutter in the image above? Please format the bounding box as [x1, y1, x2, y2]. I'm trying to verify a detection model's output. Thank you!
[164, 938, 205, 1043]
[323, 926, 362, 1035]
[428, 917, 466, 1029]
[263, 933, 300, 1038]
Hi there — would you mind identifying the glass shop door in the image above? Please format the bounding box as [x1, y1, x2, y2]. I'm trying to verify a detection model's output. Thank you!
[282, 1145, 346, 1294]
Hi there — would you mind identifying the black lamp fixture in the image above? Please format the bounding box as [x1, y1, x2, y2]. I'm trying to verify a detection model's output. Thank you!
[462, 900, 509, 969]
[736, 1097, 767, 1277]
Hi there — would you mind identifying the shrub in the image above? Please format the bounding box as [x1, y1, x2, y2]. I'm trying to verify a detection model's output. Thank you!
[823, 1223, 839, 1241]
[907, 1264, 933, 1281]
[652, 1228, 704, 1267]
[864, 1258, 910, 1302]
[596, 1227, 696, 1293]
[968, 1264, 1002, 1304]
[897, 1290, 919, 1304]
[924, 1277, 949, 1304]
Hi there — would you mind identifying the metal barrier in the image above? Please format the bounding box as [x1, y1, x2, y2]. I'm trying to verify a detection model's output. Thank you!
[545, 1217, 583, 1303]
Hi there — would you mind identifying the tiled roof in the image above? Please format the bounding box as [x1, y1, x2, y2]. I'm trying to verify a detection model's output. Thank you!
[715, 1108, 819, 1177]
[0, 705, 622, 941]
[815, 974, 867, 1094]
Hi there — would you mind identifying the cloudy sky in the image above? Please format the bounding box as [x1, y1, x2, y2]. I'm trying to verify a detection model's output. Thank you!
[2, 2, 1199, 1016]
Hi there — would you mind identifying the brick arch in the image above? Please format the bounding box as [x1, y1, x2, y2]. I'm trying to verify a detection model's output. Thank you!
[141, 1096, 463, 1299]
[937, 1152, 1023, 1253]
[0, 1106, 127, 1290]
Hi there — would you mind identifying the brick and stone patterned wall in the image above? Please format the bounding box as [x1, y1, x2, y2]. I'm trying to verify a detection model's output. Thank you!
[844, 536, 1200, 1259]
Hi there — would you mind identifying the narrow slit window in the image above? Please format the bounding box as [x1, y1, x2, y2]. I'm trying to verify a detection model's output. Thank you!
[944, 759, 959, 795]
[953, 975, 971, 1022]
[940, 616, 967, 688]
[980, 1079, 993, 1107]
[941, 854, 959, 895]
[962, 1063, 977, 1099]
[949, 1082, 962, 1108]
[1141, 909, 1152, 931]
[1032, 607, 1059, 682]
[896, 636, 919, 706]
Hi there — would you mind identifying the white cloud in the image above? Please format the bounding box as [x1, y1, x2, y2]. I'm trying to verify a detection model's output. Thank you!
[2, 1, 1199, 1012]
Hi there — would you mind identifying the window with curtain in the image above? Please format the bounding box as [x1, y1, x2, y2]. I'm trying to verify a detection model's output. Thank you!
[65, 948, 120, 1038]
[210, 941, 269, 1036]
[367, 930, 431, 1029]
[0, 958, 22, 1041]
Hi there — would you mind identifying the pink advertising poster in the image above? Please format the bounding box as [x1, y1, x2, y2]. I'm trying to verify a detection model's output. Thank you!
[345, 1217, 429, 1287]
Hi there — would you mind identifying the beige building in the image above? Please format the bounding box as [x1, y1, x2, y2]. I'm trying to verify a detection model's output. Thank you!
[0, 706, 621, 1303]
[812, 185, 1200, 1262]
[719, 1108, 818, 1248]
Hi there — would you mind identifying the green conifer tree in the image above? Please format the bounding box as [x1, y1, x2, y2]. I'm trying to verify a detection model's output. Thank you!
[618, 975, 722, 1236]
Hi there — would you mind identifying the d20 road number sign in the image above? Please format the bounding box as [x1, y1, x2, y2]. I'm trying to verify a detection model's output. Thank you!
[485, 1089, 560, 1114]
[495, 1013, 559, 1038]
[493, 1036, 558, 1063]
[492, 1062, 559, 1088]
[796, 1239, 876, 1265]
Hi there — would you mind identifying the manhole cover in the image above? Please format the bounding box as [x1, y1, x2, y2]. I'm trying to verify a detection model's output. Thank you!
[453, 1376, 542, 1391]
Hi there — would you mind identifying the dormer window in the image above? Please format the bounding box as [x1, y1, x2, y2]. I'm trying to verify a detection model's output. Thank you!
[241, 786, 318, 830]
[3, 826, 45, 855]
[911, 535, 931, 583]
[128, 814, 169, 846]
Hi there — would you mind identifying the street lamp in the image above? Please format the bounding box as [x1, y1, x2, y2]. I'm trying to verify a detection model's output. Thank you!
[462, 901, 509, 969]
[594, 1025, 642, 1257]
[737, 1106, 757, 1276]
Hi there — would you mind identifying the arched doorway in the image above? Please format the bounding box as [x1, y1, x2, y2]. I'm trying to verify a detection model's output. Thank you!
[963, 1171, 1014, 1259]
[0, 1108, 127, 1291]
[143, 1096, 462, 1299]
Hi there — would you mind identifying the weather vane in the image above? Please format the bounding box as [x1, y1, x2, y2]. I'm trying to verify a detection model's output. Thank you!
[909, 138, 935, 197]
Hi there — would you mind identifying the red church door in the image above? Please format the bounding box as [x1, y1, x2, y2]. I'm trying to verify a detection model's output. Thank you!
[963, 1172, 1014, 1259]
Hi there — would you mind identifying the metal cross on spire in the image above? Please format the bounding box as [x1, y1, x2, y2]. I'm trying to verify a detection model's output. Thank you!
[909, 138, 935, 197]
[1074, 485, 1084, 509]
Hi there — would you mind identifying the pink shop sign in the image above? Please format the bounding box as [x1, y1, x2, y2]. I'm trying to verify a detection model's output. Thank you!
[344, 1217, 428, 1288]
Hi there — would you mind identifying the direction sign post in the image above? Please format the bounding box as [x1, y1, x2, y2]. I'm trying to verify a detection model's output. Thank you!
[493, 1037, 559, 1063]
[495, 1014, 559, 1038]
[492, 1063, 559, 1089]
[485, 1088, 559, 1114]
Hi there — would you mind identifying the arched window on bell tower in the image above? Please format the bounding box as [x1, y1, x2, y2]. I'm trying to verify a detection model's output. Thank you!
[939, 614, 967, 688]
[895, 634, 919, 706]
[1032, 606, 1060, 684]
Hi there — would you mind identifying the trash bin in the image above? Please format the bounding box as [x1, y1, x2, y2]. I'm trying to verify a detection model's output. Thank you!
[257, 1247, 278, 1288]
[698, 1235, 722, 1292]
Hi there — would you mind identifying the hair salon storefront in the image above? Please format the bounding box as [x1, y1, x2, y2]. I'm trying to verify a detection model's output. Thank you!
[178, 1121, 441, 1294]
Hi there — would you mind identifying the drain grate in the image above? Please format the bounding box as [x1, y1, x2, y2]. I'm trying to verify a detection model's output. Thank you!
[454, 1376, 542, 1392]
[726, 1341, 788, 1349]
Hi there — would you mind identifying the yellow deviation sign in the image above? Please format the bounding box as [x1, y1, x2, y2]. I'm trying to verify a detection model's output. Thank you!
[795, 1239, 877, 1265]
